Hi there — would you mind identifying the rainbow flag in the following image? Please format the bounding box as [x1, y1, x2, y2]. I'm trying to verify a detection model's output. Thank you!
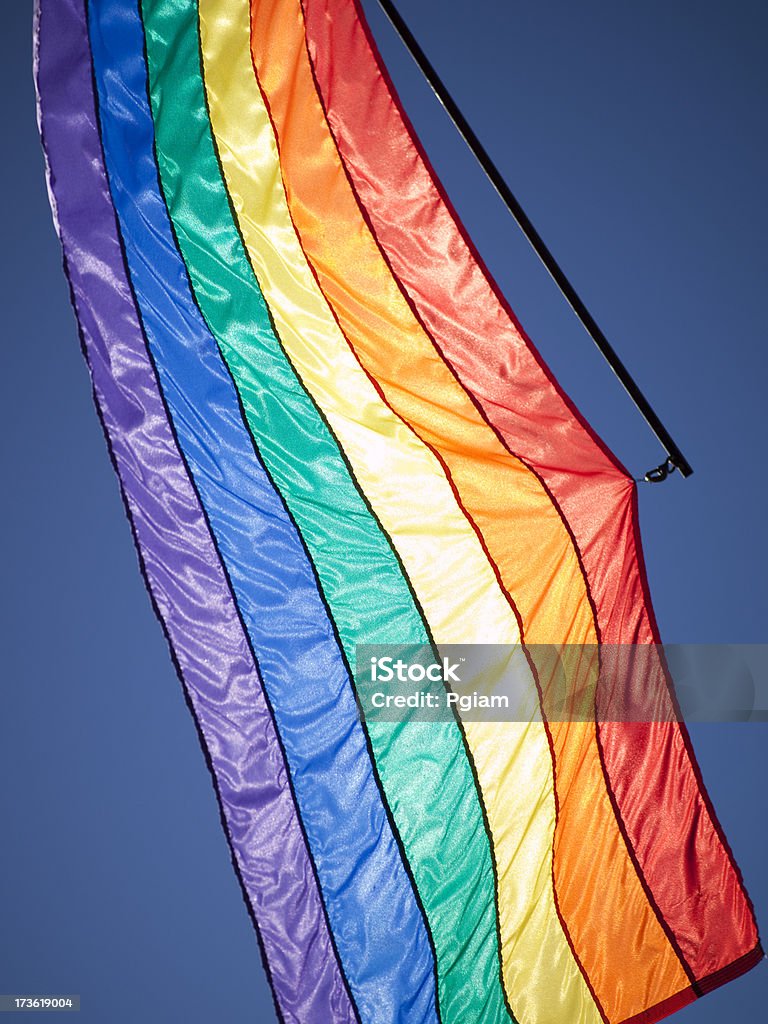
[35, 0, 760, 1021]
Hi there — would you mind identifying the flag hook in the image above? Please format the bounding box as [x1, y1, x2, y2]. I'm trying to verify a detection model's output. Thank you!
[643, 457, 680, 484]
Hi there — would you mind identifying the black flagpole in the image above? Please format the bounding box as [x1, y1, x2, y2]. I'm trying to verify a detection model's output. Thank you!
[372, 0, 693, 480]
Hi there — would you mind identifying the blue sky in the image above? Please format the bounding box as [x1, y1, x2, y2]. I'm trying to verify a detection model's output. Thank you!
[0, 0, 764, 1020]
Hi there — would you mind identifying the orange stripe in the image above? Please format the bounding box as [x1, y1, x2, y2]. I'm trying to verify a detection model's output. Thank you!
[249, 1, 691, 1017]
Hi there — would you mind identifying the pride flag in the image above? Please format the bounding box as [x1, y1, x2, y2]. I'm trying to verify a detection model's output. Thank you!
[35, 0, 760, 1021]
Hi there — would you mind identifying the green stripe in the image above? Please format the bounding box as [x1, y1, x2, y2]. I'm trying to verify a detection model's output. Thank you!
[142, 1, 514, 1019]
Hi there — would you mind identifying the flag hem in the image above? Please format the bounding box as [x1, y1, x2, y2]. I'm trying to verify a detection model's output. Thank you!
[619, 943, 764, 1024]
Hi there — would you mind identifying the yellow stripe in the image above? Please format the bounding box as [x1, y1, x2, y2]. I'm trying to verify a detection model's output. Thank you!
[197, 1, 601, 1020]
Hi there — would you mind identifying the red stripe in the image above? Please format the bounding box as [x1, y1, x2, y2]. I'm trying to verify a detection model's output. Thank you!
[302, 0, 760, 985]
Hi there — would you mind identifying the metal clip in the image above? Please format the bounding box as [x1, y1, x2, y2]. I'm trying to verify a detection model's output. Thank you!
[643, 457, 678, 483]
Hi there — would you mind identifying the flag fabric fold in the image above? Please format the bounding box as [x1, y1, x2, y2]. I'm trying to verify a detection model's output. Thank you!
[35, 0, 761, 1022]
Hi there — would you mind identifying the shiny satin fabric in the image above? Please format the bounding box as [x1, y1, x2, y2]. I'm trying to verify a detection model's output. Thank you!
[141, 0, 514, 1019]
[247, 2, 696, 1018]
[35, 2, 355, 1020]
[38, 0, 761, 1021]
[196, 1, 608, 1021]
[98, 1, 442, 1021]
[302, 0, 760, 995]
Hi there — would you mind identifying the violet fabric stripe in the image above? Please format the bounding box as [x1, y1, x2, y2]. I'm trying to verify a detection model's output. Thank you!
[34, 2, 356, 1020]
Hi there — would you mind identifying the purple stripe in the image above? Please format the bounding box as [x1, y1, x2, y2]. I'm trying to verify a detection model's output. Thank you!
[34, 2, 356, 1020]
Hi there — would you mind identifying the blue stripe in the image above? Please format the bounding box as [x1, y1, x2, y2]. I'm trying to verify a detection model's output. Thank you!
[87, 1, 439, 1020]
